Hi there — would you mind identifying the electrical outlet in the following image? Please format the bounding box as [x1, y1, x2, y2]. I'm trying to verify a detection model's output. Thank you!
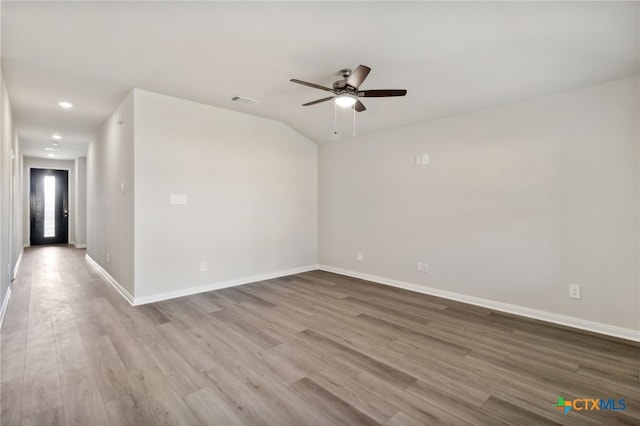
[200, 261, 207, 272]
[569, 284, 581, 299]
[356, 252, 363, 262]
[417, 262, 423, 271]
[422, 263, 429, 273]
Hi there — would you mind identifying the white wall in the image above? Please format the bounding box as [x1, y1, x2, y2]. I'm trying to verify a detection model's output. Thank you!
[22, 158, 76, 246]
[87, 93, 135, 295]
[0, 74, 11, 304]
[0, 70, 23, 319]
[133, 90, 317, 299]
[320, 77, 639, 332]
[75, 157, 87, 247]
[0, 18, 24, 316]
[11, 140, 23, 277]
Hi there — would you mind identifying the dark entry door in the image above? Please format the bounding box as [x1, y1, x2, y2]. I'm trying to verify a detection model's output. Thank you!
[30, 168, 69, 246]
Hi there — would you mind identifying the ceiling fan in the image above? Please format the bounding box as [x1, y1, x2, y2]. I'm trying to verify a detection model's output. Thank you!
[290, 65, 407, 112]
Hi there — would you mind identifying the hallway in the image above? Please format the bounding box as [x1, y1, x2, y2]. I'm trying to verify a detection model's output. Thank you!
[0, 246, 126, 424]
[1, 246, 640, 425]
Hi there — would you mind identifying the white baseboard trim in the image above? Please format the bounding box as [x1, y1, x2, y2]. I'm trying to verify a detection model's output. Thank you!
[133, 264, 320, 306]
[319, 265, 640, 343]
[13, 249, 23, 280]
[85, 254, 135, 305]
[73, 243, 87, 249]
[0, 287, 11, 330]
[85, 256, 319, 307]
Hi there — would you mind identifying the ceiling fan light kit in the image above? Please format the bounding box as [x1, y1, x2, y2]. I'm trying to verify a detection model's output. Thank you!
[334, 94, 357, 108]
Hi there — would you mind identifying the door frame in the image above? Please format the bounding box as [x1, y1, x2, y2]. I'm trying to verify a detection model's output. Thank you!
[26, 165, 72, 247]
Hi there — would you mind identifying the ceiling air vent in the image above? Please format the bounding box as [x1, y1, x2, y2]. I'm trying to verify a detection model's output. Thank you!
[230, 95, 260, 106]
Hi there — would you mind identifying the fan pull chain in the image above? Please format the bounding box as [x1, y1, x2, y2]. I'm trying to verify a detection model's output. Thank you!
[352, 105, 356, 136]
[334, 102, 338, 135]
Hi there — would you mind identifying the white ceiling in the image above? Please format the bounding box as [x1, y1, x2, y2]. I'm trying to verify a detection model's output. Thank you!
[2, 1, 639, 160]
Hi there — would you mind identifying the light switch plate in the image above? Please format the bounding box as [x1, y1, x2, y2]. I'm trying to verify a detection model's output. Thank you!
[170, 194, 188, 205]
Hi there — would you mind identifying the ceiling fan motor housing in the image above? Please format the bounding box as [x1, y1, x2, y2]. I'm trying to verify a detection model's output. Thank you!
[333, 80, 358, 94]
[332, 80, 348, 91]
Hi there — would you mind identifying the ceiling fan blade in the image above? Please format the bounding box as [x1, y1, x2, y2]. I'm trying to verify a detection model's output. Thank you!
[290, 79, 334, 93]
[302, 96, 335, 106]
[354, 100, 366, 112]
[346, 65, 371, 89]
[357, 89, 407, 97]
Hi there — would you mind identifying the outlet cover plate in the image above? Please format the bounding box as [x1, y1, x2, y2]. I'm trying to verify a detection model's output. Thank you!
[569, 284, 581, 299]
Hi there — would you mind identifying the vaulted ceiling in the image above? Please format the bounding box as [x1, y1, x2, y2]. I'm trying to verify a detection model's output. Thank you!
[2, 1, 638, 160]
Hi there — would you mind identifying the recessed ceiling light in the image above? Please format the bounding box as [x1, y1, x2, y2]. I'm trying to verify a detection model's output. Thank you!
[52, 134, 62, 140]
[58, 101, 73, 109]
[48, 153, 55, 157]
[51, 142, 59, 146]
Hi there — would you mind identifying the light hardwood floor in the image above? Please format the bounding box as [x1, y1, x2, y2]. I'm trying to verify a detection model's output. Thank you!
[1, 246, 639, 425]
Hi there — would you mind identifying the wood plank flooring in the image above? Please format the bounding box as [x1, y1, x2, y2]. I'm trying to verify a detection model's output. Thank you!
[1, 245, 639, 425]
